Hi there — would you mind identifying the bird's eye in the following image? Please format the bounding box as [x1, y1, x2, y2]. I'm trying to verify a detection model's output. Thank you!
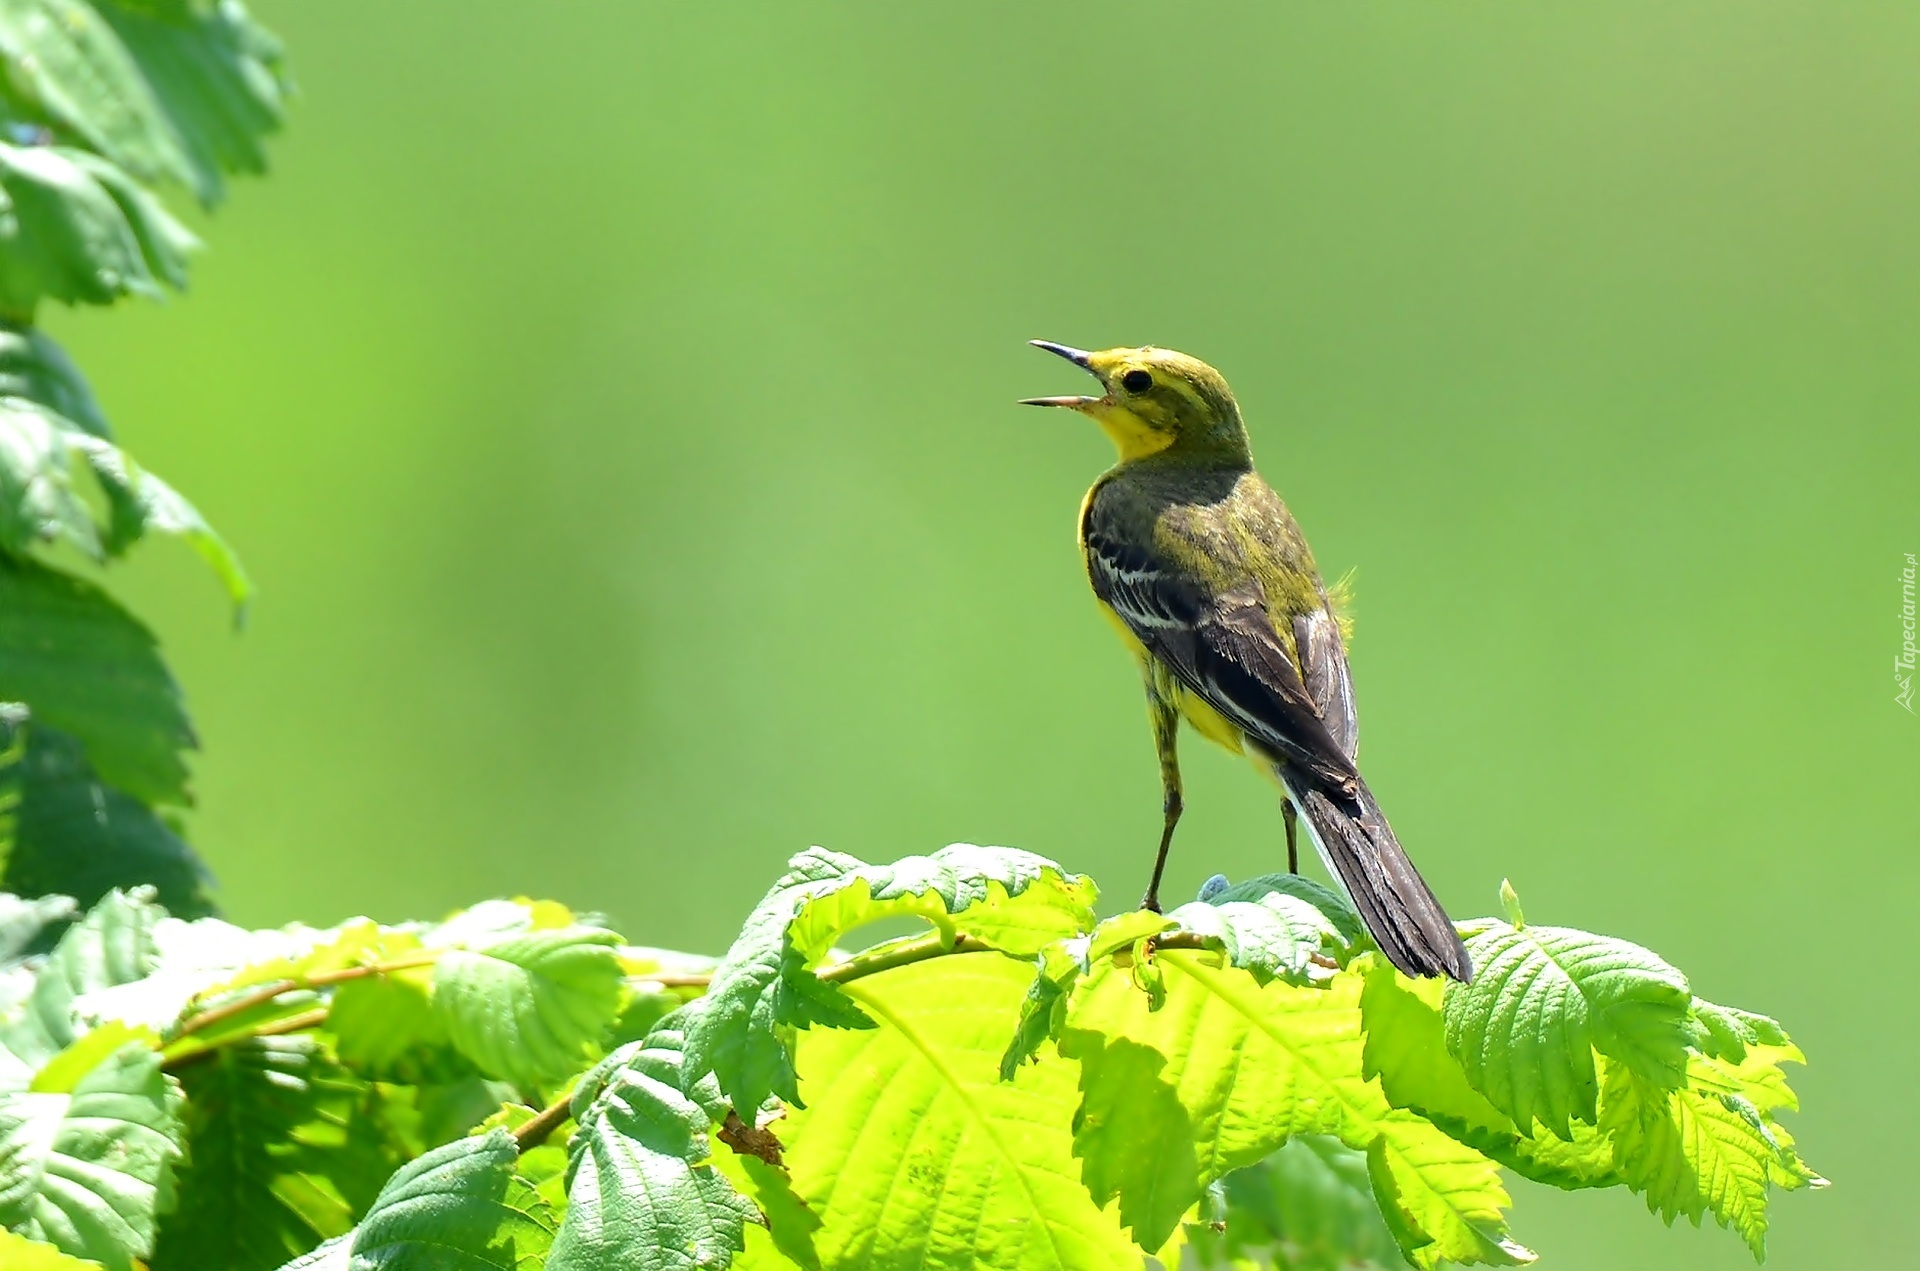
[1121, 369, 1153, 394]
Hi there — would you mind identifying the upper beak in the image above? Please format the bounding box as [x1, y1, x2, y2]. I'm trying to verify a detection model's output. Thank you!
[1019, 339, 1101, 408]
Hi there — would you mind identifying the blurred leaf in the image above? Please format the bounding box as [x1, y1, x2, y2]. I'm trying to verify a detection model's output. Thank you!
[0, 885, 161, 1068]
[0, 141, 196, 314]
[0, 322, 247, 599]
[0, 0, 196, 194]
[685, 843, 1094, 1112]
[0, 1040, 185, 1271]
[0, 1227, 103, 1270]
[772, 954, 1138, 1271]
[432, 926, 625, 1088]
[1689, 998, 1791, 1065]
[0, 553, 194, 807]
[100, 0, 288, 205]
[548, 1024, 758, 1271]
[1201, 872, 1364, 946]
[5, 723, 213, 917]
[150, 1034, 410, 1271]
[1184, 1136, 1408, 1271]
[0, 890, 76, 963]
[1064, 960, 1531, 1268]
[1442, 923, 1696, 1139]
[346, 1128, 554, 1271]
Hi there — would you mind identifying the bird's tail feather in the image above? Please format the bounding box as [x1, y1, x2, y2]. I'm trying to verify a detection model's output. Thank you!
[1291, 779, 1472, 982]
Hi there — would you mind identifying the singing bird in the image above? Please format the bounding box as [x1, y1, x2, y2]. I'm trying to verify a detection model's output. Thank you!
[1023, 341, 1471, 981]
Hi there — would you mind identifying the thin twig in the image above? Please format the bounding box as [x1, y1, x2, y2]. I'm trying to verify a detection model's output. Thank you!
[511, 1093, 576, 1152]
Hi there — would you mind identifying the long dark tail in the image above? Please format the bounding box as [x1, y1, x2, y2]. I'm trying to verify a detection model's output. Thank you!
[1292, 777, 1472, 982]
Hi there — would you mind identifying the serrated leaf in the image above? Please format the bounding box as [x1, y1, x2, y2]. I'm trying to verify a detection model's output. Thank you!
[0, 141, 197, 313]
[685, 844, 1094, 1112]
[0, 885, 162, 1069]
[0, 0, 198, 195]
[1600, 1056, 1803, 1262]
[1162, 882, 1350, 986]
[0, 554, 195, 807]
[772, 954, 1138, 1271]
[1690, 997, 1790, 1064]
[0, 323, 248, 598]
[345, 1128, 555, 1270]
[327, 962, 450, 1078]
[1203, 872, 1364, 945]
[1360, 956, 1512, 1137]
[1182, 1136, 1406, 1270]
[101, 0, 290, 206]
[0, 1040, 184, 1271]
[1442, 923, 1695, 1138]
[0, 1227, 102, 1270]
[547, 1025, 758, 1271]
[5, 724, 213, 918]
[150, 1034, 410, 1271]
[432, 926, 625, 1088]
[1064, 957, 1531, 1268]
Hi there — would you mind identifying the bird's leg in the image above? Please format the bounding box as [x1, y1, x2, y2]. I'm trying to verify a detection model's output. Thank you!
[1282, 797, 1299, 875]
[1142, 674, 1183, 913]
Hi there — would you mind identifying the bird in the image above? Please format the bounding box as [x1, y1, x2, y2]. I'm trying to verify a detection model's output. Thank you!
[1022, 340, 1471, 982]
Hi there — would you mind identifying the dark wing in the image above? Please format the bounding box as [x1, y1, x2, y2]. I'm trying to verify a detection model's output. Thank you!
[1293, 605, 1357, 761]
[1083, 511, 1357, 793]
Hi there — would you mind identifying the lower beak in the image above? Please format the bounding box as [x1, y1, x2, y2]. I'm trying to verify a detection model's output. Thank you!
[1021, 339, 1103, 408]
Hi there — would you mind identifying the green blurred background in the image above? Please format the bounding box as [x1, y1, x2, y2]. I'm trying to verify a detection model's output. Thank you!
[43, 2, 1916, 1266]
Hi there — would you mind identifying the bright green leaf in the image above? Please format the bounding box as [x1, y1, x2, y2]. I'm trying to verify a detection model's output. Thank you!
[0, 1040, 185, 1271]
[344, 1128, 555, 1270]
[1065, 957, 1531, 1268]
[548, 1024, 759, 1271]
[773, 954, 1139, 1271]
[684, 843, 1093, 1112]
[432, 926, 625, 1088]
[0, 554, 195, 808]
[1442, 923, 1695, 1138]
[0, 1227, 103, 1270]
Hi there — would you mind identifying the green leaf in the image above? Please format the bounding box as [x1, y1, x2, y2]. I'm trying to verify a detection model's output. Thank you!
[1184, 1136, 1408, 1270]
[685, 844, 1094, 1112]
[1689, 998, 1790, 1064]
[0, 141, 197, 314]
[772, 954, 1139, 1271]
[1064, 957, 1531, 1268]
[0, 554, 195, 807]
[0, 323, 249, 600]
[548, 1024, 759, 1271]
[100, 0, 290, 206]
[0, 1040, 185, 1271]
[344, 1128, 555, 1270]
[4, 723, 213, 918]
[432, 926, 625, 1089]
[0, 1227, 103, 1270]
[1601, 1046, 1821, 1262]
[1203, 872, 1364, 946]
[1442, 923, 1696, 1138]
[150, 1034, 412, 1271]
[0, 0, 199, 196]
[1162, 882, 1352, 987]
[0, 885, 162, 1069]
[1361, 957, 1512, 1138]
[0, 890, 76, 964]
[327, 958, 454, 1079]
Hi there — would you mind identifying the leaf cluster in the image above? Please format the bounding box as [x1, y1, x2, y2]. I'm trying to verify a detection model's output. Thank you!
[3, 847, 1819, 1271]
[0, 0, 289, 923]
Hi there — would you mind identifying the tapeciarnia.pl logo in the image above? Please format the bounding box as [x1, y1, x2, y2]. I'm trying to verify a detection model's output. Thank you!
[1898, 552, 1916, 713]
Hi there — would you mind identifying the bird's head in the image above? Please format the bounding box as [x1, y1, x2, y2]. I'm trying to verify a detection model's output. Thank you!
[1021, 341, 1251, 465]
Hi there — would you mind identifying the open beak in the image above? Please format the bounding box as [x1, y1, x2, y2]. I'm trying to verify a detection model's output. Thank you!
[1019, 339, 1102, 408]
